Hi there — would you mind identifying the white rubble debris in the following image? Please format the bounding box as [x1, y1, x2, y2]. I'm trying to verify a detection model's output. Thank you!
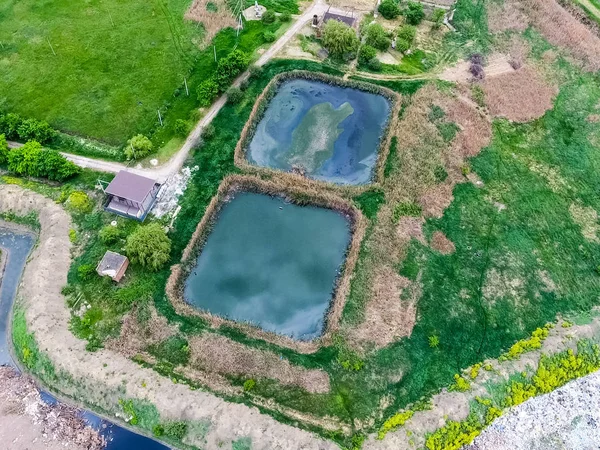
[152, 165, 198, 218]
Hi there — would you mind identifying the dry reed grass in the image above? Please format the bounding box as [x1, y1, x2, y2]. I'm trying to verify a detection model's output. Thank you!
[489, 0, 600, 71]
[349, 267, 419, 349]
[167, 174, 367, 353]
[344, 83, 492, 350]
[189, 334, 331, 393]
[106, 305, 178, 358]
[234, 70, 401, 189]
[185, 0, 237, 45]
[481, 66, 558, 122]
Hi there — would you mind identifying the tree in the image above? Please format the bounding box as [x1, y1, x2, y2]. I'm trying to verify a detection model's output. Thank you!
[378, 0, 400, 20]
[397, 25, 416, 44]
[0, 113, 23, 140]
[263, 30, 276, 42]
[322, 20, 359, 60]
[404, 1, 425, 25]
[365, 23, 391, 51]
[197, 79, 219, 107]
[358, 45, 378, 65]
[125, 223, 171, 271]
[0, 134, 8, 165]
[100, 225, 122, 245]
[226, 87, 244, 104]
[215, 50, 249, 90]
[124, 134, 153, 160]
[7, 140, 43, 177]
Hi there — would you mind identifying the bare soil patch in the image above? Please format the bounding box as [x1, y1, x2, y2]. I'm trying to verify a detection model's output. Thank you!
[189, 334, 331, 394]
[0, 366, 105, 450]
[185, 0, 237, 45]
[480, 66, 558, 122]
[439, 54, 514, 83]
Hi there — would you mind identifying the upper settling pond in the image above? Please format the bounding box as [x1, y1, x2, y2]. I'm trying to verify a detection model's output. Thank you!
[184, 192, 351, 340]
[247, 79, 391, 185]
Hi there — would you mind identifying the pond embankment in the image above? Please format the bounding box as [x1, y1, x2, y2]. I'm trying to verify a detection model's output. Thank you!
[0, 184, 337, 450]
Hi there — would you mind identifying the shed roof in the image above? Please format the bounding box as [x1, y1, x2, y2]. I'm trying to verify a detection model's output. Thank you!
[97, 251, 128, 279]
[323, 12, 356, 27]
[105, 171, 157, 203]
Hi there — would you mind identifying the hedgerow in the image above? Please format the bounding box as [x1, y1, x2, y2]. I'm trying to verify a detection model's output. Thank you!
[4, 141, 80, 181]
[0, 113, 56, 144]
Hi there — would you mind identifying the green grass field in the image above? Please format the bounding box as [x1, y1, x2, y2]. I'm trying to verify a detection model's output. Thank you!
[0, 0, 206, 145]
[0, 0, 284, 150]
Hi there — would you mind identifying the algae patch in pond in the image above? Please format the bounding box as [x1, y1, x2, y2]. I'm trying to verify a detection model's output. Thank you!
[247, 79, 391, 185]
[183, 192, 351, 340]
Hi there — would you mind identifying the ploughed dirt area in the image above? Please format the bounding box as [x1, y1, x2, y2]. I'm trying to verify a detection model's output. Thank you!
[0, 366, 105, 450]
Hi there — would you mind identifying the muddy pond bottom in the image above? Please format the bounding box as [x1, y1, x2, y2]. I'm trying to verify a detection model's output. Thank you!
[247, 79, 391, 185]
[184, 192, 351, 340]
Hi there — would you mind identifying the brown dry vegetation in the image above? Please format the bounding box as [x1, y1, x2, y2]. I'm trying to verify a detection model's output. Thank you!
[480, 66, 558, 122]
[346, 84, 492, 350]
[185, 0, 237, 45]
[167, 174, 367, 353]
[488, 0, 600, 71]
[189, 334, 331, 393]
[430, 231, 456, 254]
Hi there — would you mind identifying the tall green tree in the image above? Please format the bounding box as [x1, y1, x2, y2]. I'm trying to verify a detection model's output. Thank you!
[322, 20, 359, 60]
[125, 223, 172, 271]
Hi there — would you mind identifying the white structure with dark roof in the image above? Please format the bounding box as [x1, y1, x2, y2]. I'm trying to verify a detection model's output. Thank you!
[103, 171, 161, 220]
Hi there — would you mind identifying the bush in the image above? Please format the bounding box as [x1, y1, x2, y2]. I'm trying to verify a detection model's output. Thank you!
[368, 57, 382, 71]
[0, 134, 8, 165]
[263, 30, 276, 42]
[248, 65, 263, 79]
[404, 1, 425, 25]
[124, 134, 153, 160]
[66, 191, 93, 214]
[378, 0, 401, 19]
[428, 335, 440, 348]
[215, 50, 249, 90]
[226, 87, 244, 104]
[6, 140, 79, 181]
[243, 379, 256, 391]
[397, 25, 416, 44]
[125, 223, 171, 271]
[174, 119, 189, 137]
[365, 23, 391, 51]
[261, 10, 276, 24]
[397, 38, 411, 53]
[78, 264, 96, 280]
[0, 113, 23, 140]
[431, 8, 446, 28]
[201, 124, 216, 141]
[163, 421, 188, 439]
[16, 118, 55, 144]
[280, 11, 292, 22]
[392, 201, 422, 222]
[197, 79, 219, 107]
[99, 225, 122, 245]
[358, 45, 378, 65]
[322, 19, 359, 60]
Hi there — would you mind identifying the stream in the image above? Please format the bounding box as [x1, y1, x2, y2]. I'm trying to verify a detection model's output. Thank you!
[0, 226, 169, 450]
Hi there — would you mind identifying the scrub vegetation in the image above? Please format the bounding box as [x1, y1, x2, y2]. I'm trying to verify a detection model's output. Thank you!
[4, 0, 600, 448]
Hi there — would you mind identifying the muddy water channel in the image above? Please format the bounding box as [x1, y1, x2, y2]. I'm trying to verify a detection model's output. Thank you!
[0, 227, 167, 450]
[184, 192, 351, 340]
[248, 79, 391, 185]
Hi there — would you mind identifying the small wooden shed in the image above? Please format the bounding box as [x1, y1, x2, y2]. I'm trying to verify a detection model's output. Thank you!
[96, 251, 129, 282]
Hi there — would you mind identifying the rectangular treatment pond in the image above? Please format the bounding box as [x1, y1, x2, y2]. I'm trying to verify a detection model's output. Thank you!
[183, 191, 352, 341]
[246, 77, 392, 185]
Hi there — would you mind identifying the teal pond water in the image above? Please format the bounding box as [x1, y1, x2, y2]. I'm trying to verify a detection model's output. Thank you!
[184, 192, 351, 340]
[247, 79, 391, 185]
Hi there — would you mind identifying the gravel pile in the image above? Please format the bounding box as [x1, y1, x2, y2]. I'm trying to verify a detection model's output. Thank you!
[467, 370, 600, 450]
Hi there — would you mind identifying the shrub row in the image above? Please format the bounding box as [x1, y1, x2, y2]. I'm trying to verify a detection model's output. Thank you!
[0, 112, 56, 144]
[197, 50, 250, 107]
[0, 138, 80, 181]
